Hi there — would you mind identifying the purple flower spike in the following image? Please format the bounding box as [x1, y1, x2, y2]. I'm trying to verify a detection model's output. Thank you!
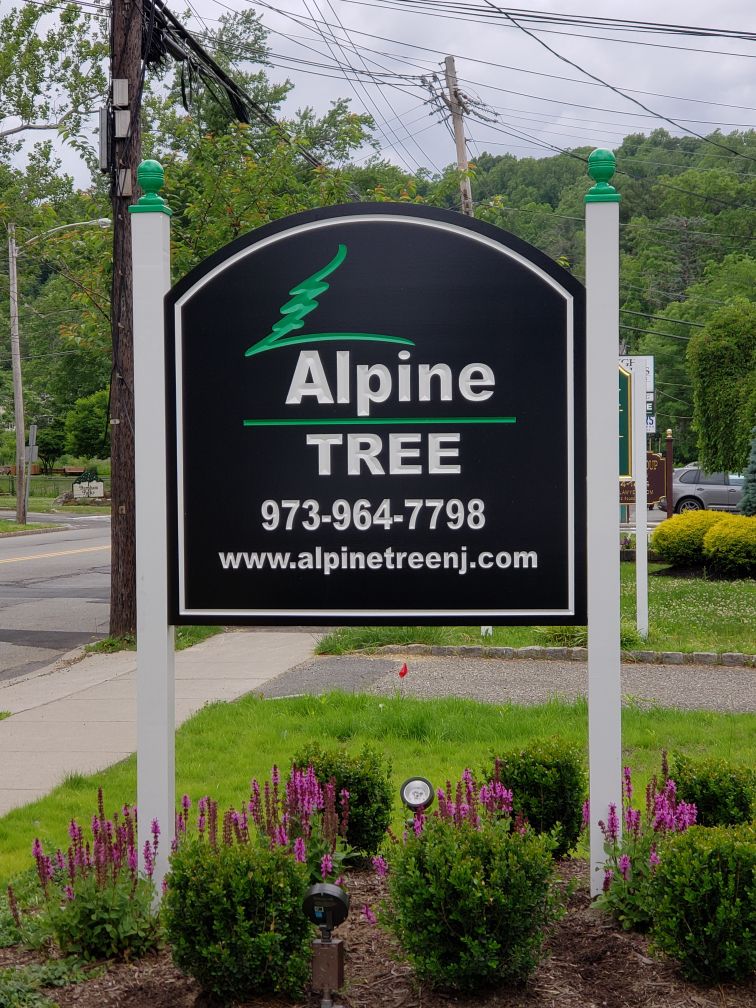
[143, 840, 155, 879]
[581, 800, 590, 829]
[372, 855, 388, 878]
[294, 837, 307, 863]
[623, 766, 633, 805]
[618, 854, 631, 881]
[320, 853, 333, 879]
[606, 803, 620, 843]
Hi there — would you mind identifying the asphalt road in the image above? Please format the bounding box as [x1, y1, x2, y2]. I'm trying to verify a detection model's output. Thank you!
[0, 514, 110, 683]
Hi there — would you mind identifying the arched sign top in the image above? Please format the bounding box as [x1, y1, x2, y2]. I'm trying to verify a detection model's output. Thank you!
[166, 203, 586, 625]
[170, 202, 583, 308]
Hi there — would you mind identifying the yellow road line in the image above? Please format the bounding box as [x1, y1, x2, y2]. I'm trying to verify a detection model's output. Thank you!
[0, 545, 111, 564]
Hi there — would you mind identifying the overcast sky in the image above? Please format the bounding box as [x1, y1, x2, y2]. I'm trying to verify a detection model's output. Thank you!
[10, 0, 755, 181]
[184, 0, 756, 175]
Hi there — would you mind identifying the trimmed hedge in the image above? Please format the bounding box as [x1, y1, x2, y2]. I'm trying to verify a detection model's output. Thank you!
[650, 510, 728, 568]
[385, 816, 558, 991]
[164, 839, 311, 1003]
[292, 743, 392, 858]
[671, 754, 755, 827]
[650, 824, 756, 984]
[481, 739, 587, 857]
[702, 514, 756, 578]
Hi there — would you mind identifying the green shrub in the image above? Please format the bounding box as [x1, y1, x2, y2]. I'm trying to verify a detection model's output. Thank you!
[596, 768, 697, 932]
[671, 754, 755, 826]
[702, 514, 756, 578]
[650, 824, 756, 984]
[164, 838, 311, 1003]
[42, 872, 158, 961]
[481, 740, 587, 857]
[0, 959, 93, 1008]
[384, 815, 558, 991]
[651, 510, 728, 567]
[292, 744, 392, 857]
[29, 792, 160, 961]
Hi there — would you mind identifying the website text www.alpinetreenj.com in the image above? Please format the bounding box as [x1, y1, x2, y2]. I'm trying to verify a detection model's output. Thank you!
[218, 545, 538, 576]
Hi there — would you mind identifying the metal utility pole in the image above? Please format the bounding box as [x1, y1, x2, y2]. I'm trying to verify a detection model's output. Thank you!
[443, 56, 474, 217]
[7, 223, 27, 526]
[109, 0, 142, 637]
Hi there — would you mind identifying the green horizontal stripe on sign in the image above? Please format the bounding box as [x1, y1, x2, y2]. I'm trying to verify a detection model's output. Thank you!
[243, 417, 517, 427]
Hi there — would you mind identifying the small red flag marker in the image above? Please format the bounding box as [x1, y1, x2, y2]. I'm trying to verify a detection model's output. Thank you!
[399, 663, 408, 679]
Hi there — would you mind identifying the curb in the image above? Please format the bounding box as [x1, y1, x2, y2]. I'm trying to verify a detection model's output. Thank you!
[371, 643, 755, 668]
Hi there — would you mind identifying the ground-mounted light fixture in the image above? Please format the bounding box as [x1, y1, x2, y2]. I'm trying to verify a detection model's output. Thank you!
[400, 776, 435, 814]
[303, 883, 350, 1008]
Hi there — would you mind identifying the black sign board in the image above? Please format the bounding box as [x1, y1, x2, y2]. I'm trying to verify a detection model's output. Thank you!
[166, 204, 586, 624]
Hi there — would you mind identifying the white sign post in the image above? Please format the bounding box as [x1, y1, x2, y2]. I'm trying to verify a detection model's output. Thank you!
[585, 150, 623, 896]
[130, 162, 175, 886]
[632, 362, 649, 639]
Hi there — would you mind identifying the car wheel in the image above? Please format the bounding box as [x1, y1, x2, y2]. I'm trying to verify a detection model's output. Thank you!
[676, 497, 704, 513]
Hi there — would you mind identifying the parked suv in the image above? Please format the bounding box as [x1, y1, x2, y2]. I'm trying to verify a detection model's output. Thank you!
[659, 467, 744, 514]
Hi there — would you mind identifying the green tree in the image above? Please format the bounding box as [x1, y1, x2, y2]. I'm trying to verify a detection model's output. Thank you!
[739, 428, 756, 516]
[687, 300, 756, 472]
[36, 426, 65, 473]
[0, 1, 107, 168]
[64, 388, 109, 458]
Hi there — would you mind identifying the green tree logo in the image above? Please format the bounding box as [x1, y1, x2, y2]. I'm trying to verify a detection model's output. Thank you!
[244, 245, 415, 357]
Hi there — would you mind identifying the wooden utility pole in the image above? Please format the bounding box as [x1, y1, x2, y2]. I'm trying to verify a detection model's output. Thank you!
[7, 223, 27, 526]
[109, 0, 142, 636]
[443, 56, 474, 217]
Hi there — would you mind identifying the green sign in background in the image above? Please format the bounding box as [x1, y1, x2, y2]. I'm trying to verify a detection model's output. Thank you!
[618, 366, 631, 477]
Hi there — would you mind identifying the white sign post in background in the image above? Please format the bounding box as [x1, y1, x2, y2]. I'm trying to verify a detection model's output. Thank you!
[632, 361, 649, 639]
[585, 150, 623, 895]
[131, 162, 175, 886]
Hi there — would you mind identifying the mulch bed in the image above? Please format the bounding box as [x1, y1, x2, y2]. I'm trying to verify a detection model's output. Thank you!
[3, 861, 753, 1008]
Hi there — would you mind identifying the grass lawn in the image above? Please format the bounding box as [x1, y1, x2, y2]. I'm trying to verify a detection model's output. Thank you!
[85, 625, 223, 654]
[1, 691, 753, 884]
[318, 563, 756, 656]
[0, 519, 57, 533]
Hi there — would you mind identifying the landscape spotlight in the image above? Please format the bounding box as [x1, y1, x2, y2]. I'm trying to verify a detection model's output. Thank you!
[400, 776, 434, 813]
[303, 883, 350, 940]
[303, 884, 350, 1008]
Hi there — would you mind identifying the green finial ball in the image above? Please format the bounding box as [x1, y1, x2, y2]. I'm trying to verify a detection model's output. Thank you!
[130, 159, 172, 216]
[137, 160, 165, 195]
[587, 148, 616, 185]
[585, 148, 620, 203]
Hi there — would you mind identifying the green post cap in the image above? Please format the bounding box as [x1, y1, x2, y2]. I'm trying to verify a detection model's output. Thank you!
[585, 148, 621, 203]
[129, 160, 172, 216]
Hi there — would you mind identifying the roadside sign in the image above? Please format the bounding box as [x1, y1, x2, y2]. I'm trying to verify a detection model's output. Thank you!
[166, 204, 586, 625]
[620, 354, 655, 434]
[618, 365, 631, 477]
[619, 452, 665, 505]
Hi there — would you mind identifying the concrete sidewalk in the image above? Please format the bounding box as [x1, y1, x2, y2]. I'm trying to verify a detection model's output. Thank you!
[0, 630, 319, 816]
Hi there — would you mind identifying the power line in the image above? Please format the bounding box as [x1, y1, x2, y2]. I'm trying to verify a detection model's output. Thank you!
[620, 309, 705, 327]
[245, 1, 756, 112]
[481, 2, 756, 164]
[338, 0, 756, 58]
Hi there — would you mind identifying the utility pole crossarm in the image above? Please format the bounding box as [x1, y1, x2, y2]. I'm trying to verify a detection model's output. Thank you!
[444, 56, 474, 218]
